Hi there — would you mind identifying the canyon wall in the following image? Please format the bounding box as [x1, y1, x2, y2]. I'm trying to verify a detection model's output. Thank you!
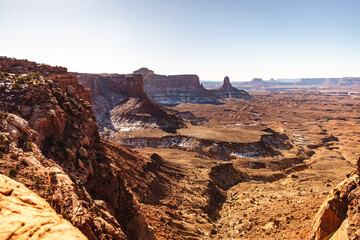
[133, 68, 252, 105]
[0, 58, 167, 239]
[76, 73, 184, 134]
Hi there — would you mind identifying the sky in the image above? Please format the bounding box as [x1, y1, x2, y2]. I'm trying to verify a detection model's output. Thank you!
[0, 0, 359, 81]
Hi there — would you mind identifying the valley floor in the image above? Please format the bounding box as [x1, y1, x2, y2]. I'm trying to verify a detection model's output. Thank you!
[111, 91, 359, 239]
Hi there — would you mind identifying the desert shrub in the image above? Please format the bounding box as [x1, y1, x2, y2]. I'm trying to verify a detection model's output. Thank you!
[30, 72, 40, 79]
[3, 139, 9, 146]
[69, 173, 77, 183]
[66, 148, 73, 154]
[20, 159, 28, 167]
[9, 167, 18, 177]
[16, 76, 26, 84]
[0, 72, 10, 78]
[0, 112, 8, 118]
[61, 211, 70, 220]
[12, 82, 21, 90]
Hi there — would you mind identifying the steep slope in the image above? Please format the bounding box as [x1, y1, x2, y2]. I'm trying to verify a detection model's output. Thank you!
[76, 73, 185, 135]
[0, 58, 164, 239]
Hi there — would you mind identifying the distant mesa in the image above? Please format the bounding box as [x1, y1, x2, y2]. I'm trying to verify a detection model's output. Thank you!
[132, 68, 252, 106]
[133, 67, 154, 80]
[234, 76, 360, 92]
[249, 78, 265, 85]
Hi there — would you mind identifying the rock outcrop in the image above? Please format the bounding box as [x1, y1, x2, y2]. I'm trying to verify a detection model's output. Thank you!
[0, 57, 91, 103]
[309, 159, 360, 240]
[76, 69, 252, 108]
[0, 174, 87, 240]
[0, 60, 164, 239]
[211, 76, 252, 99]
[133, 68, 251, 105]
[76, 73, 185, 135]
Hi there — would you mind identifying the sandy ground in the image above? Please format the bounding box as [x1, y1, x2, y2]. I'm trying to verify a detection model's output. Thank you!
[119, 91, 359, 239]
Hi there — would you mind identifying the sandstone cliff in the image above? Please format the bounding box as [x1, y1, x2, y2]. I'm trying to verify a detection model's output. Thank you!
[309, 159, 360, 240]
[0, 174, 87, 240]
[134, 68, 253, 105]
[76, 73, 185, 135]
[0, 60, 166, 239]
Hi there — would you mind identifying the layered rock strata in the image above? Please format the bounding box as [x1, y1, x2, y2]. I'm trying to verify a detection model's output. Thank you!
[0, 61, 165, 239]
[134, 68, 252, 105]
[76, 73, 184, 134]
[76, 69, 252, 108]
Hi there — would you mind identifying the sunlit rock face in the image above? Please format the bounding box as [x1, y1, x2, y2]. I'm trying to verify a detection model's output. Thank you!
[76, 73, 185, 134]
[134, 68, 252, 106]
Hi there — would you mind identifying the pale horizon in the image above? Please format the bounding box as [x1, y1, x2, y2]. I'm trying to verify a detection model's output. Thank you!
[1, 0, 359, 82]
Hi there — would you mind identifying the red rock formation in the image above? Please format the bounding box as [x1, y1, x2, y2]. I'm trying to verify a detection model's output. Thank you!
[0, 174, 88, 240]
[76, 72, 185, 134]
[309, 160, 360, 240]
[77, 69, 252, 107]
[0, 61, 161, 239]
[132, 68, 220, 105]
[211, 76, 252, 99]
[0, 57, 91, 103]
[123, 74, 147, 97]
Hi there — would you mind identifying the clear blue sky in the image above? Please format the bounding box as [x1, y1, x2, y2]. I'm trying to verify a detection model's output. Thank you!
[0, 0, 359, 81]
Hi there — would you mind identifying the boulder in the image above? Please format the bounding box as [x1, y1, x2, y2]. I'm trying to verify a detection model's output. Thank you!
[0, 174, 87, 240]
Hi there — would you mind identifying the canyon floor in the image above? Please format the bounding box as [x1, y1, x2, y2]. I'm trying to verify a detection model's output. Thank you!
[110, 91, 359, 239]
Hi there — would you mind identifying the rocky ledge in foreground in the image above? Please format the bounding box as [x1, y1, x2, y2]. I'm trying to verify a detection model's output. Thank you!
[0, 174, 87, 240]
[309, 159, 360, 240]
[0, 58, 170, 239]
